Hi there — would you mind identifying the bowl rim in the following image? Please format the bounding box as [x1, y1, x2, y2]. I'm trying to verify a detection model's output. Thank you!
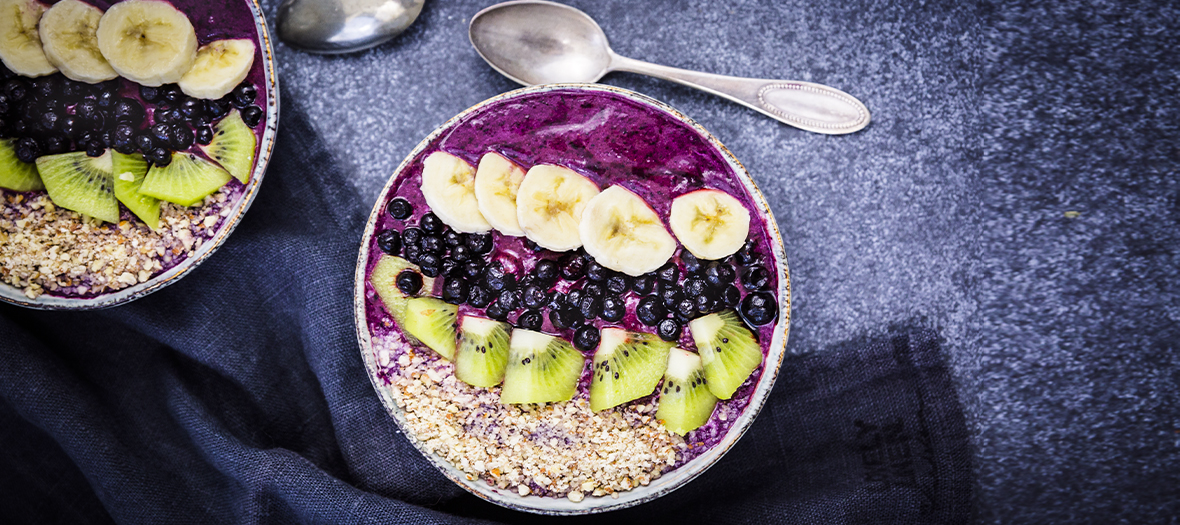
[0, 0, 281, 311]
[353, 83, 790, 515]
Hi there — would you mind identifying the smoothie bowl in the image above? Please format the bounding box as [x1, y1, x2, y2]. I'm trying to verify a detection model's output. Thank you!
[0, 0, 278, 309]
[354, 84, 790, 514]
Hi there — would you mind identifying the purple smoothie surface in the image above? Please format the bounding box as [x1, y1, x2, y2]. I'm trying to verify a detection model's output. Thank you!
[364, 88, 781, 463]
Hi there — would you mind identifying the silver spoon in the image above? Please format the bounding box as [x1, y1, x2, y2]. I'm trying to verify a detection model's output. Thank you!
[469, 0, 870, 134]
[276, 0, 425, 54]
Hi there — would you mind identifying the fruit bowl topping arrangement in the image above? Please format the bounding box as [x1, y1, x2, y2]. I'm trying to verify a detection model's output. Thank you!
[359, 86, 788, 508]
[0, 0, 270, 301]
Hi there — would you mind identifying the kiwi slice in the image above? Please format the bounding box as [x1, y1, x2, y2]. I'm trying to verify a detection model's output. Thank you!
[370, 254, 434, 324]
[454, 315, 512, 387]
[689, 310, 763, 399]
[589, 328, 673, 412]
[139, 152, 232, 207]
[0, 139, 44, 192]
[201, 109, 256, 183]
[402, 297, 458, 360]
[36, 151, 119, 223]
[500, 329, 585, 405]
[656, 347, 719, 435]
[111, 151, 161, 229]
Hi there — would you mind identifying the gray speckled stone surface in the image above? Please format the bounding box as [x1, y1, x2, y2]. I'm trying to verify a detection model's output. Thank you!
[258, 0, 1179, 521]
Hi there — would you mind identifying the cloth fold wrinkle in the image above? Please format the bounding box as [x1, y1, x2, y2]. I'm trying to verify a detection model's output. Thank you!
[0, 96, 971, 524]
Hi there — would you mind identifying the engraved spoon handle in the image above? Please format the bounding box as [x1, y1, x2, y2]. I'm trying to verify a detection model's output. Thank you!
[609, 54, 870, 134]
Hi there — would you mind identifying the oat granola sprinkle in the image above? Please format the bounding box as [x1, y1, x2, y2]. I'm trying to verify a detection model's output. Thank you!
[381, 334, 685, 500]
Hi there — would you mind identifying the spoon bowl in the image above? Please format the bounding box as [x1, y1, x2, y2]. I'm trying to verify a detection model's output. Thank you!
[277, 0, 424, 54]
[470, 0, 871, 134]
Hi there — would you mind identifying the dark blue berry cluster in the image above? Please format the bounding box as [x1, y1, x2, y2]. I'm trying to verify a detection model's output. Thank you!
[0, 66, 261, 168]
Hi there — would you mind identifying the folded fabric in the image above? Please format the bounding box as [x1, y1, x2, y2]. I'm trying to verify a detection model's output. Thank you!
[0, 97, 971, 524]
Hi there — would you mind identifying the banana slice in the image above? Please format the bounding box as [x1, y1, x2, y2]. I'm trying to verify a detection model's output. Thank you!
[0, 0, 57, 78]
[96, 0, 197, 87]
[516, 164, 600, 252]
[39, 0, 118, 83]
[178, 39, 256, 100]
[473, 152, 526, 237]
[669, 189, 751, 260]
[579, 185, 677, 276]
[419, 151, 491, 233]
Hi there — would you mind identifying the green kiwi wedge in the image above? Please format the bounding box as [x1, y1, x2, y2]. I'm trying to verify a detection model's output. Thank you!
[454, 315, 512, 388]
[200, 109, 256, 183]
[589, 328, 673, 412]
[369, 254, 433, 325]
[111, 151, 161, 229]
[655, 347, 719, 435]
[688, 310, 763, 400]
[139, 152, 232, 207]
[402, 297, 458, 360]
[35, 150, 119, 223]
[500, 329, 585, 405]
[0, 139, 43, 192]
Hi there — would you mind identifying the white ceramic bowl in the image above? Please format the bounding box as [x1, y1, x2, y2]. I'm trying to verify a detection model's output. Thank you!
[354, 83, 790, 515]
[0, 0, 280, 310]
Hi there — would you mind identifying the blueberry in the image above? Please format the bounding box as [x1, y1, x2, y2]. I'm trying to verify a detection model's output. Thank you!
[4, 79, 28, 102]
[636, 296, 665, 326]
[420, 212, 444, 234]
[418, 253, 442, 277]
[420, 235, 444, 254]
[31, 77, 55, 100]
[600, 296, 625, 322]
[441, 258, 460, 277]
[565, 289, 585, 309]
[559, 253, 586, 280]
[147, 147, 171, 166]
[168, 124, 194, 150]
[114, 98, 144, 123]
[681, 252, 702, 273]
[60, 80, 86, 102]
[722, 285, 741, 307]
[656, 262, 679, 283]
[39, 110, 59, 131]
[497, 288, 523, 311]
[241, 106, 263, 128]
[467, 285, 493, 308]
[204, 99, 230, 120]
[403, 245, 422, 265]
[582, 282, 603, 298]
[134, 133, 155, 153]
[740, 291, 777, 326]
[486, 301, 509, 321]
[443, 230, 463, 247]
[150, 122, 171, 143]
[401, 227, 422, 247]
[396, 269, 422, 295]
[658, 282, 683, 309]
[465, 232, 493, 254]
[605, 274, 629, 295]
[14, 137, 39, 163]
[163, 108, 185, 125]
[0, 93, 8, 115]
[179, 98, 204, 121]
[631, 275, 655, 295]
[98, 130, 113, 148]
[113, 122, 135, 142]
[549, 308, 577, 331]
[522, 284, 549, 310]
[386, 197, 412, 220]
[517, 309, 543, 331]
[139, 85, 161, 102]
[195, 126, 213, 145]
[674, 298, 696, 322]
[443, 277, 468, 304]
[742, 266, 771, 291]
[112, 137, 136, 154]
[573, 325, 600, 352]
[484, 263, 513, 292]
[43, 134, 68, 154]
[657, 318, 682, 342]
[451, 244, 471, 263]
[683, 277, 709, 299]
[231, 82, 257, 108]
[162, 84, 184, 103]
[586, 260, 609, 281]
[85, 142, 105, 157]
[533, 259, 559, 286]
[704, 261, 736, 287]
[695, 294, 716, 315]
[462, 260, 484, 280]
[579, 295, 602, 320]
[376, 229, 401, 255]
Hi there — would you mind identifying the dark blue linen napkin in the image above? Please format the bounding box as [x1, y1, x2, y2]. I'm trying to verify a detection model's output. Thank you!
[0, 98, 971, 524]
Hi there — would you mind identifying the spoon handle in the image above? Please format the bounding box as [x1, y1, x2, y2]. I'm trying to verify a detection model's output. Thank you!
[609, 55, 870, 134]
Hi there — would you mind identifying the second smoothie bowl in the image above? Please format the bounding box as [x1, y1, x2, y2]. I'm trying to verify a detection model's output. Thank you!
[355, 84, 790, 514]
